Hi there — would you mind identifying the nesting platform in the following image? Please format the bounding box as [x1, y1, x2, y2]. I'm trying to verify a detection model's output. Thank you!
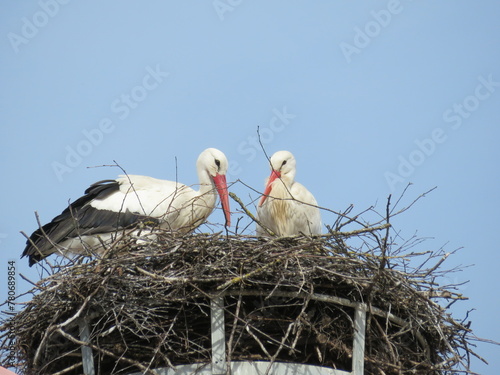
[1, 228, 479, 374]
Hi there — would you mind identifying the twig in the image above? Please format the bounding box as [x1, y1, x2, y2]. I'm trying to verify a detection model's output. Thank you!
[229, 192, 275, 236]
[56, 328, 159, 375]
[324, 223, 391, 238]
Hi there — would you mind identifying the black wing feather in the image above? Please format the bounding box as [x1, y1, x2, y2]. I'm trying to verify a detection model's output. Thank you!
[22, 179, 158, 266]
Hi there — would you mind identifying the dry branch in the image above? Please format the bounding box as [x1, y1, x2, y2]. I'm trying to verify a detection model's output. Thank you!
[1, 197, 492, 375]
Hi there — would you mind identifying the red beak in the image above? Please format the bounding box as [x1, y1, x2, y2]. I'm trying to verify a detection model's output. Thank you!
[259, 170, 281, 207]
[213, 173, 231, 227]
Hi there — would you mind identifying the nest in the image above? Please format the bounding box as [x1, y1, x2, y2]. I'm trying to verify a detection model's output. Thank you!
[0, 194, 484, 374]
[1, 235, 480, 374]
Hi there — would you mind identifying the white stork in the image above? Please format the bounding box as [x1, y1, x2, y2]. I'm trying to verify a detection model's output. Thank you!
[256, 150, 321, 237]
[22, 148, 231, 266]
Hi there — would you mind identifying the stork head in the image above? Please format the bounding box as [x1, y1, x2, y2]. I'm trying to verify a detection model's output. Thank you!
[269, 150, 297, 181]
[197, 148, 231, 227]
[259, 150, 297, 206]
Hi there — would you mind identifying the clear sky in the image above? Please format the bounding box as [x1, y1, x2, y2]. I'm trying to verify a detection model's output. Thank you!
[1, 1, 499, 373]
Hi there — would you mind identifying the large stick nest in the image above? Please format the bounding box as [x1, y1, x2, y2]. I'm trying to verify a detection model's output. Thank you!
[0, 194, 484, 375]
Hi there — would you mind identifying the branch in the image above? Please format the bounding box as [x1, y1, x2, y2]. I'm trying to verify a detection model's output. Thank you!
[229, 192, 275, 236]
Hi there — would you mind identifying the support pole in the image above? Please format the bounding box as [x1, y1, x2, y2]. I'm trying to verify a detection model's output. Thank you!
[78, 318, 95, 375]
[210, 296, 226, 375]
[352, 305, 366, 375]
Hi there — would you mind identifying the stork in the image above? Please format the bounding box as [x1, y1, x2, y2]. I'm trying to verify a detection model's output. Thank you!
[22, 148, 231, 266]
[256, 150, 321, 237]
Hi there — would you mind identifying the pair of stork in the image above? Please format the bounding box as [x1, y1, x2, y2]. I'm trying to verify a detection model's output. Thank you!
[22, 149, 321, 266]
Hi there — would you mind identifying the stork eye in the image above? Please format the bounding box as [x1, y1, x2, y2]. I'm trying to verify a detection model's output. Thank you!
[282, 160, 287, 166]
[215, 159, 221, 169]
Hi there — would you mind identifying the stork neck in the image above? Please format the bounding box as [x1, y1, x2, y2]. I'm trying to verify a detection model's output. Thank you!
[197, 169, 217, 195]
[270, 175, 294, 199]
[275, 173, 293, 189]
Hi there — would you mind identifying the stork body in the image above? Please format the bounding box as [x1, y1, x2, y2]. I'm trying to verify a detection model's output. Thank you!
[256, 151, 321, 237]
[22, 148, 231, 266]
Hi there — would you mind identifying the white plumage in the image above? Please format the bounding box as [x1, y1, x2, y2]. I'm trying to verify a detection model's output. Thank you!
[256, 151, 321, 237]
[23, 148, 231, 266]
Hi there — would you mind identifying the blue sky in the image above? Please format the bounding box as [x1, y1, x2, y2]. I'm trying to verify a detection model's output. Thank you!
[1, 1, 499, 373]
